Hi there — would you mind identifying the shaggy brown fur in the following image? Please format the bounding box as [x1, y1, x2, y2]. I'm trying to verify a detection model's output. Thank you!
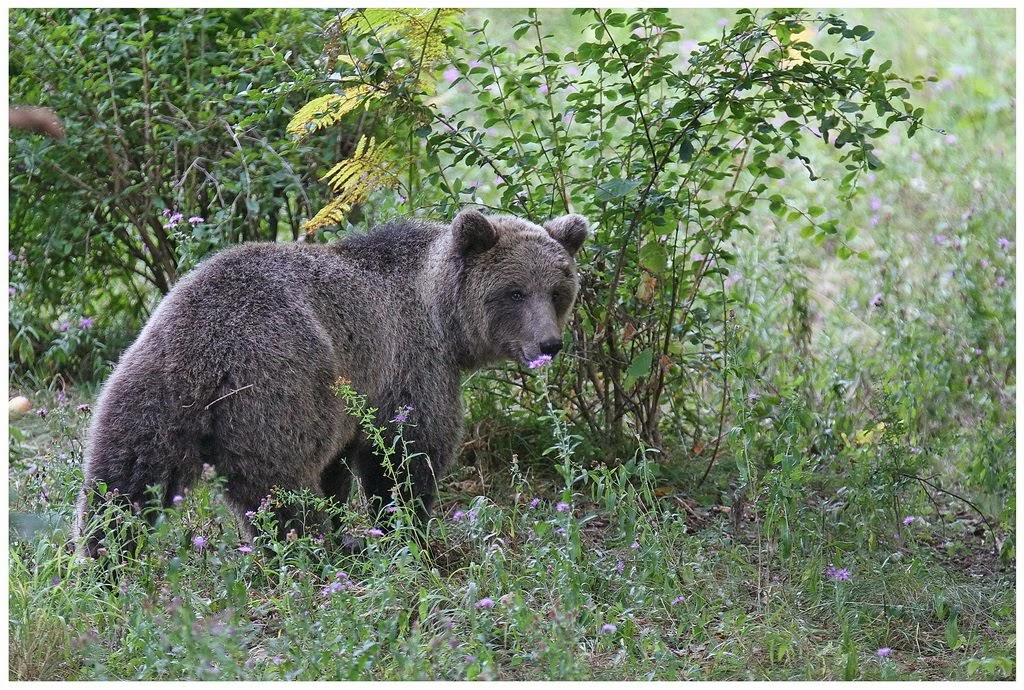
[77, 209, 588, 556]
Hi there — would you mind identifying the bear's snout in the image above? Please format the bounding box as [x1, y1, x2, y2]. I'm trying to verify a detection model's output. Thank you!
[539, 339, 564, 357]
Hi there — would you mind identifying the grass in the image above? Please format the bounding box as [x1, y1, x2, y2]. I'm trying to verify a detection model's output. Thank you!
[7, 7, 1016, 682]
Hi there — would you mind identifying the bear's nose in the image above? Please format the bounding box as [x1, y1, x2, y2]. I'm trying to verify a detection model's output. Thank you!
[539, 339, 564, 357]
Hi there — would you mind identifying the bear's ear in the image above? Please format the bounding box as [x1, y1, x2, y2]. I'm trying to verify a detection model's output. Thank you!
[543, 214, 589, 257]
[453, 209, 499, 256]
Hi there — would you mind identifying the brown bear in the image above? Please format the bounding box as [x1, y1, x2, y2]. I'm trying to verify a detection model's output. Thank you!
[76, 209, 588, 556]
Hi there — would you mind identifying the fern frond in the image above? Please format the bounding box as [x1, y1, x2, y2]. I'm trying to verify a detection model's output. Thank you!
[303, 195, 354, 234]
[287, 85, 375, 139]
[340, 8, 462, 69]
[305, 136, 399, 233]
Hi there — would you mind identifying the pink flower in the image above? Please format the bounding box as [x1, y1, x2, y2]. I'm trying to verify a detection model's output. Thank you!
[237, 544, 253, 554]
[528, 354, 553, 369]
[443, 66, 459, 83]
[876, 647, 892, 657]
[869, 293, 884, 308]
[192, 536, 207, 550]
[556, 502, 570, 513]
[475, 597, 495, 609]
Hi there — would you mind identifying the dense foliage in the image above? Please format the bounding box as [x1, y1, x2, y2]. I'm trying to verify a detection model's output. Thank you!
[8, 8, 335, 381]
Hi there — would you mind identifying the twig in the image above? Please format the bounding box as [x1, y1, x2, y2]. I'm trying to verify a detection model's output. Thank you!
[204, 384, 255, 410]
[900, 472, 999, 554]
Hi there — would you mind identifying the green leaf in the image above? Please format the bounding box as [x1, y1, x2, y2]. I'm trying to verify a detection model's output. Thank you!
[639, 241, 668, 275]
[625, 349, 654, 380]
[594, 178, 642, 202]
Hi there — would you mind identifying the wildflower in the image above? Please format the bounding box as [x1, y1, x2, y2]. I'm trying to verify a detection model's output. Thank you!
[997, 237, 1012, 251]
[870, 196, 882, 212]
[366, 528, 385, 537]
[168, 212, 184, 225]
[463, 655, 477, 663]
[323, 580, 348, 595]
[528, 354, 553, 369]
[172, 494, 184, 505]
[601, 623, 617, 634]
[825, 564, 850, 581]
[237, 544, 253, 554]
[671, 595, 685, 605]
[538, 83, 549, 95]
[615, 560, 625, 575]
[555, 527, 566, 536]
[933, 234, 946, 245]
[36, 408, 48, 417]
[945, 134, 957, 145]
[556, 502, 570, 513]
[443, 66, 459, 83]
[188, 216, 204, 225]
[630, 541, 640, 549]
[529, 497, 540, 509]
[162, 209, 173, 218]
[7, 251, 16, 261]
[391, 405, 414, 424]
[876, 647, 892, 658]
[385, 505, 398, 514]
[475, 597, 495, 609]
[996, 276, 1006, 287]
[57, 321, 70, 332]
[192, 536, 207, 550]
[902, 515, 916, 525]
[453, 510, 467, 521]
[79, 317, 94, 329]
[869, 292, 884, 308]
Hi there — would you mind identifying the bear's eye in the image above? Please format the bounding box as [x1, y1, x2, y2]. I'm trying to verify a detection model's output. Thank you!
[509, 289, 526, 302]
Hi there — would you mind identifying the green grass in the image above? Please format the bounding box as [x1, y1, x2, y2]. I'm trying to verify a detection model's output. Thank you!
[7, 7, 1015, 681]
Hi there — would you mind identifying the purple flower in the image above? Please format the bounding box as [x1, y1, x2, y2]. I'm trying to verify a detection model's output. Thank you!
[870, 196, 882, 212]
[453, 510, 466, 521]
[825, 564, 850, 581]
[876, 647, 892, 657]
[76, 403, 91, 413]
[528, 354, 553, 369]
[172, 494, 184, 505]
[443, 66, 459, 83]
[529, 497, 540, 509]
[996, 276, 1006, 287]
[57, 321, 70, 332]
[188, 216, 204, 225]
[600, 623, 617, 634]
[933, 234, 946, 246]
[475, 597, 495, 609]
[35, 408, 48, 417]
[192, 536, 207, 550]
[902, 515, 916, 525]
[630, 541, 640, 549]
[169, 212, 184, 225]
[945, 134, 957, 145]
[391, 405, 414, 424]
[237, 544, 253, 554]
[615, 560, 625, 574]
[162, 209, 173, 218]
[869, 292, 883, 308]
[555, 527, 566, 536]
[538, 83, 549, 95]
[997, 237, 1012, 251]
[556, 502, 570, 513]
[323, 580, 348, 595]
[79, 317, 94, 329]
[671, 595, 685, 605]
[463, 654, 477, 663]
[366, 528, 385, 537]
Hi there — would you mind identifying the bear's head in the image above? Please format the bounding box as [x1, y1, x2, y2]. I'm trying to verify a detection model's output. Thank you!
[451, 208, 588, 368]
